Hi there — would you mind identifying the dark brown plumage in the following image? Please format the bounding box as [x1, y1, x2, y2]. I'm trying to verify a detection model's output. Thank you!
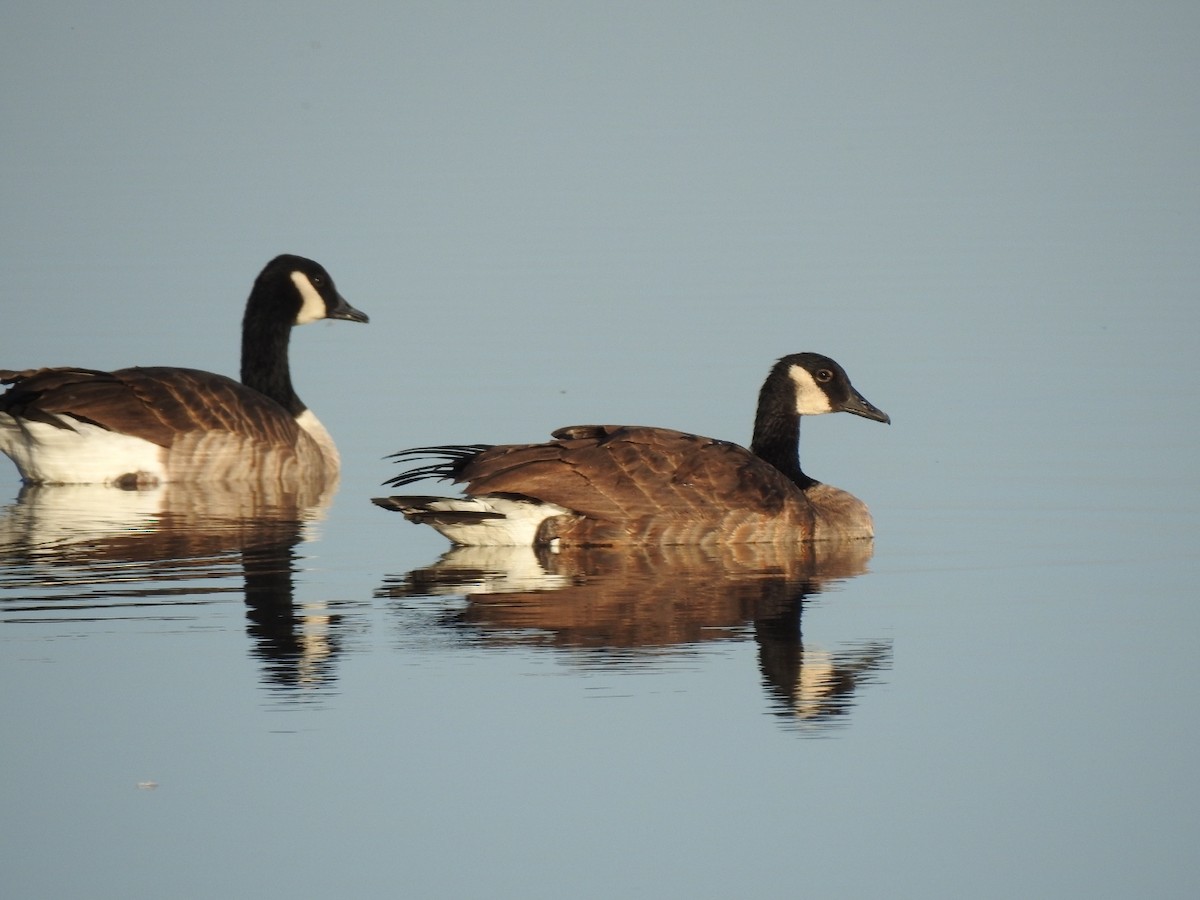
[374, 352, 889, 546]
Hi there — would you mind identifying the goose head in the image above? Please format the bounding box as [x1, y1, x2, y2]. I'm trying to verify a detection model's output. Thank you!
[750, 352, 889, 488]
[249, 254, 370, 329]
[780, 352, 890, 422]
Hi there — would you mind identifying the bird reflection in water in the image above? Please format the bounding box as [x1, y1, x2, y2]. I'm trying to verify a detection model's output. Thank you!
[0, 478, 345, 697]
[379, 540, 891, 732]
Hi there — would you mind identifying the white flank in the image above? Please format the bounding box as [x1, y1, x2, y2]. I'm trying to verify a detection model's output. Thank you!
[0, 414, 165, 485]
[788, 364, 835, 416]
[412, 495, 572, 546]
[291, 271, 327, 324]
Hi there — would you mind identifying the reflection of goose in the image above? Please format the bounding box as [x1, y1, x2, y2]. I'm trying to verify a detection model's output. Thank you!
[380, 540, 891, 730]
[0, 483, 343, 694]
[374, 353, 888, 546]
[753, 598, 892, 729]
[1, 255, 368, 487]
[396, 544, 573, 596]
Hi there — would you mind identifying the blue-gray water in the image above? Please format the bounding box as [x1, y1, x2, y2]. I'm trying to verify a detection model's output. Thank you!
[3, 3, 1198, 898]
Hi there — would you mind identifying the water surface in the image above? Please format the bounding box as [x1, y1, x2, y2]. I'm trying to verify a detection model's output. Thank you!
[3, 4, 1199, 898]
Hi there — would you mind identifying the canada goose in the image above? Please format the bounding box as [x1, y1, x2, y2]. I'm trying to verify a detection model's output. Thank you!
[0, 254, 368, 487]
[372, 352, 889, 546]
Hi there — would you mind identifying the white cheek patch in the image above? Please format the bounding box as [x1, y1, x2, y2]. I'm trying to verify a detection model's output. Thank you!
[291, 271, 328, 324]
[789, 364, 835, 415]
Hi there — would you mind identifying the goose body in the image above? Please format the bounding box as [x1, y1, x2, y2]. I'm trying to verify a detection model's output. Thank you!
[0, 255, 368, 487]
[373, 353, 889, 546]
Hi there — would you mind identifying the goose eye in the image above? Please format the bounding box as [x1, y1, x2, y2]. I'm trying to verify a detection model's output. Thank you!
[815, 368, 833, 383]
[311, 275, 325, 287]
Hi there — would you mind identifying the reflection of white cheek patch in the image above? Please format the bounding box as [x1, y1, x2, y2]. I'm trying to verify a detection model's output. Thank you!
[789, 365, 834, 415]
[291, 272, 327, 324]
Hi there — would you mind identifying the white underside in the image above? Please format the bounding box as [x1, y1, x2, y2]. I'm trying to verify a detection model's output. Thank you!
[1, 414, 166, 485]
[412, 495, 572, 547]
[2, 409, 337, 486]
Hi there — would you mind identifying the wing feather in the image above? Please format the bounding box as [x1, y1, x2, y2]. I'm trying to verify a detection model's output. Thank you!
[2, 366, 305, 449]
[460, 426, 805, 526]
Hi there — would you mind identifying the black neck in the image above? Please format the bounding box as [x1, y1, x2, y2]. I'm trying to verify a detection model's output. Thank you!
[241, 303, 304, 417]
[750, 372, 816, 490]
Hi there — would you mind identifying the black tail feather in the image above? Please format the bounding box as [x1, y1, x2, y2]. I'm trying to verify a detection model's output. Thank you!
[381, 444, 493, 488]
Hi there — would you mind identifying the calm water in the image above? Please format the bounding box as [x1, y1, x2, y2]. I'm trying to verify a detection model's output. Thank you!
[2, 397, 1197, 899]
[4, 4, 1199, 897]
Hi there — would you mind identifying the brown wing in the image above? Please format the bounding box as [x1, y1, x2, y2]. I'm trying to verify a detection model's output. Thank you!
[1, 366, 304, 449]
[460, 425, 816, 542]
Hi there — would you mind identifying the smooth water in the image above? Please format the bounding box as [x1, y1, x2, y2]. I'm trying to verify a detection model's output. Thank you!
[3, 403, 1196, 899]
[4, 3, 1199, 898]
